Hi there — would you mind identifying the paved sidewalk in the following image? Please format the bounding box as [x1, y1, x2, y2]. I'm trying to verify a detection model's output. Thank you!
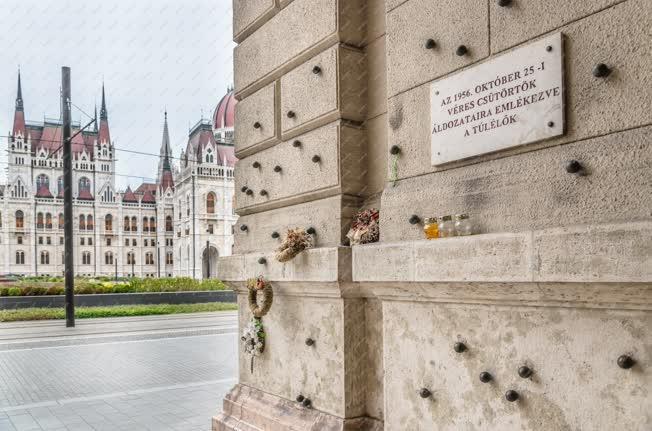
[0, 312, 238, 430]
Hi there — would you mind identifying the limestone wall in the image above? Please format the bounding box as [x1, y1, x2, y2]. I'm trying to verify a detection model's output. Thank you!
[216, 0, 651, 430]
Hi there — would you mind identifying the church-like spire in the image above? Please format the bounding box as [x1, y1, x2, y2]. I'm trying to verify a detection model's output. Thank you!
[157, 110, 175, 191]
[12, 69, 26, 137]
[100, 83, 108, 120]
[94, 105, 98, 132]
[98, 84, 111, 144]
[16, 69, 24, 111]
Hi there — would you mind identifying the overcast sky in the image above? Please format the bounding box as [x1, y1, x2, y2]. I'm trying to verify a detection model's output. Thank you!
[0, 0, 234, 189]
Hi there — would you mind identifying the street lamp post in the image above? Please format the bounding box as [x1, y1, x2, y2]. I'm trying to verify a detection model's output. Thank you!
[130, 249, 135, 278]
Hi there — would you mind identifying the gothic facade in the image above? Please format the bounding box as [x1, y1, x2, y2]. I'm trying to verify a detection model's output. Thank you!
[0, 72, 237, 278]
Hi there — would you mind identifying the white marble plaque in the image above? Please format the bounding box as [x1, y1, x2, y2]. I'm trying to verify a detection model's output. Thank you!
[431, 33, 564, 165]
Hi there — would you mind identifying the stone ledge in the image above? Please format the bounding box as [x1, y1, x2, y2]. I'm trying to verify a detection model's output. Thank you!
[353, 221, 652, 283]
[218, 247, 352, 284]
[213, 384, 383, 431]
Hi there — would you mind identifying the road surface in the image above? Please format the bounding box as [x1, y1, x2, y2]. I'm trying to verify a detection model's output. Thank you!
[0, 312, 238, 431]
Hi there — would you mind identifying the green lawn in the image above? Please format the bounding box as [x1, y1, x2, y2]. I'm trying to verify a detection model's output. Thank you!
[0, 302, 238, 322]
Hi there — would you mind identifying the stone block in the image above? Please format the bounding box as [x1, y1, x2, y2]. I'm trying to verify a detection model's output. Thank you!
[353, 222, 652, 284]
[387, 0, 489, 97]
[366, 36, 387, 120]
[387, 1, 651, 179]
[534, 222, 652, 283]
[235, 121, 366, 214]
[234, 82, 278, 158]
[234, 0, 367, 99]
[490, 0, 626, 52]
[233, 195, 359, 254]
[237, 294, 347, 416]
[383, 301, 651, 430]
[219, 247, 352, 283]
[280, 44, 367, 140]
[380, 126, 651, 243]
[233, 0, 277, 43]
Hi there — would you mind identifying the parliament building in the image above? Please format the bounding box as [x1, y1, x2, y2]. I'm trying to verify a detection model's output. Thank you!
[0, 71, 237, 278]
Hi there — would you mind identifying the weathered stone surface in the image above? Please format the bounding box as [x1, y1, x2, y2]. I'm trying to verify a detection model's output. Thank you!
[234, 82, 278, 158]
[366, 36, 387, 120]
[280, 44, 367, 140]
[218, 247, 352, 283]
[364, 113, 388, 197]
[214, 384, 383, 430]
[383, 301, 651, 430]
[490, 0, 627, 52]
[387, 0, 489, 97]
[364, 299, 384, 420]
[366, 0, 386, 45]
[233, 195, 359, 254]
[233, 0, 277, 43]
[381, 126, 651, 242]
[387, 1, 651, 179]
[234, 0, 367, 98]
[353, 222, 652, 283]
[235, 121, 366, 214]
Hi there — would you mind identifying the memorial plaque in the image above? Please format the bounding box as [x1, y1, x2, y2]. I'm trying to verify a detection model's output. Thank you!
[431, 33, 564, 165]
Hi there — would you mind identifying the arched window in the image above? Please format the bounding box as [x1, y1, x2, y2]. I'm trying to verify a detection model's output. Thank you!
[82, 252, 91, 265]
[123, 216, 130, 232]
[45, 213, 52, 229]
[58, 213, 64, 230]
[166, 252, 173, 265]
[40, 251, 49, 265]
[36, 174, 50, 191]
[57, 176, 64, 196]
[79, 214, 86, 230]
[165, 216, 173, 232]
[37, 212, 44, 229]
[206, 192, 216, 214]
[78, 177, 91, 195]
[145, 252, 154, 265]
[142, 217, 149, 232]
[15, 210, 24, 229]
[150, 217, 156, 231]
[127, 252, 135, 265]
[86, 215, 93, 230]
[105, 252, 113, 265]
[205, 148, 214, 163]
[15, 251, 25, 264]
[131, 216, 137, 232]
[105, 214, 113, 231]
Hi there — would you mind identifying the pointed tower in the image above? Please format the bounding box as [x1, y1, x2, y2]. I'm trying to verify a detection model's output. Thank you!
[98, 83, 111, 145]
[157, 111, 175, 192]
[12, 69, 26, 137]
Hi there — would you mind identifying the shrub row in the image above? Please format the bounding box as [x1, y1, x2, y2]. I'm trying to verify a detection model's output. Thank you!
[0, 277, 227, 297]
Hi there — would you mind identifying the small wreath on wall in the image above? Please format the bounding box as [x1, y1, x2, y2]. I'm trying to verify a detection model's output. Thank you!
[275, 228, 314, 262]
[346, 208, 380, 246]
[242, 276, 273, 373]
[247, 276, 273, 318]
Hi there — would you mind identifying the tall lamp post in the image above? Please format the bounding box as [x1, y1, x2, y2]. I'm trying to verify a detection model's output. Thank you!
[130, 249, 135, 278]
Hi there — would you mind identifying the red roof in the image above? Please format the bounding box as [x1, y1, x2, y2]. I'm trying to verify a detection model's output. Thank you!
[13, 110, 25, 136]
[35, 183, 53, 198]
[98, 119, 110, 144]
[185, 123, 236, 167]
[135, 183, 157, 195]
[78, 188, 94, 200]
[212, 90, 236, 130]
[122, 186, 137, 203]
[141, 190, 156, 203]
[29, 123, 97, 158]
[160, 170, 174, 192]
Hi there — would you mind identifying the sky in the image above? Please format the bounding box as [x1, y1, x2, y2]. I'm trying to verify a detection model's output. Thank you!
[0, 0, 234, 189]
